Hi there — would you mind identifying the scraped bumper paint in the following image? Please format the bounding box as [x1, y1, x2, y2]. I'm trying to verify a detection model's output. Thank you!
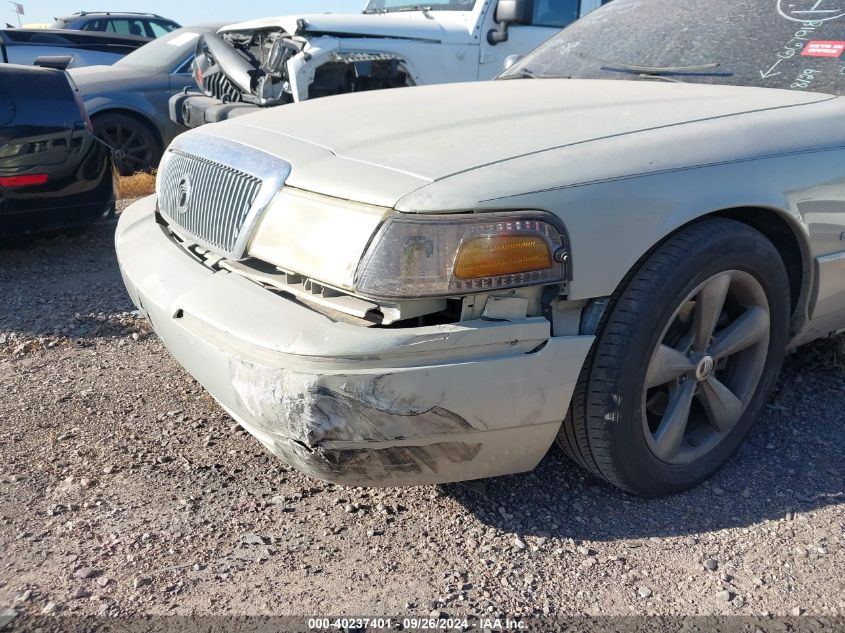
[115, 196, 594, 486]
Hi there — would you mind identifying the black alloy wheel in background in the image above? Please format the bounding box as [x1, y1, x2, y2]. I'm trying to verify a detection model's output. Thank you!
[93, 113, 160, 177]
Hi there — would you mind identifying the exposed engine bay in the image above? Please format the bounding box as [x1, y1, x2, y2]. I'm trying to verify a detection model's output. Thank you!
[193, 28, 415, 107]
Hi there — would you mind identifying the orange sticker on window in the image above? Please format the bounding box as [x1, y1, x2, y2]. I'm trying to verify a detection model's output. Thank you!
[801, 41, 845, 57]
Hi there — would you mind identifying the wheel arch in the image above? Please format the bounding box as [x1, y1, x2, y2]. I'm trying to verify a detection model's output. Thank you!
[592, 205, 813, 341]
[712, 206, 811, 328]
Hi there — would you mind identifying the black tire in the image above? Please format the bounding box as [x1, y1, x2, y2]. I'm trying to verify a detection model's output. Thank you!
[93, 112, 161, 177]
[558, 218, 790, 497]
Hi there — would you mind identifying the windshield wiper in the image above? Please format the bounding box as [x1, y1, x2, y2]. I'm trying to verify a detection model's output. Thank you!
[578, 53, 723, 76]
[638, 74, 685, 83]
[498, 68, 570, 80]
[499, 68, 540, 80]
[364, 4, 434, 15]
[385, 4, 435, 17]
[598, 61, 721, 74]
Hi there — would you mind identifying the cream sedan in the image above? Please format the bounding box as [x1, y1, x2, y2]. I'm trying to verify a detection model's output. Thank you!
[116, 0, 845, 496]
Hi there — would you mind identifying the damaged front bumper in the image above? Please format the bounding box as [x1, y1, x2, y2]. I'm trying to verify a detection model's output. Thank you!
[116, 196, 594, 486]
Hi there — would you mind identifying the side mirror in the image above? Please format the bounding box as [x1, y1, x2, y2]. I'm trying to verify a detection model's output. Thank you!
[33, 55, 73, 70]
[488, 0, 532, 45]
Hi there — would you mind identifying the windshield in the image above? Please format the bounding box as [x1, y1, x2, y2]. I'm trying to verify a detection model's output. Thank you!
[502, 0, 845, 95]
[115, 28, 204, 71]
[364, 0, 477, 13]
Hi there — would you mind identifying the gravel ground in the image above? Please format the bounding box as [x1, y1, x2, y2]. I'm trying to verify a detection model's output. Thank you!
[0, 206, 843, 622]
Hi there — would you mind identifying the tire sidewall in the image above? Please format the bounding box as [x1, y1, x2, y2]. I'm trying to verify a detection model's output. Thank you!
[595, 223, 790, 496]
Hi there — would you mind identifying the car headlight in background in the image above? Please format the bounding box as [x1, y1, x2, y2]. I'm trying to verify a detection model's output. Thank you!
[354, 212, 570, 299]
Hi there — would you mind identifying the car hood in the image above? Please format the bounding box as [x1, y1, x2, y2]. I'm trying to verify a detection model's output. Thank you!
[69, 64, 159, 93]
[214, 79, 831, 208]
[219, 11, 474, 44]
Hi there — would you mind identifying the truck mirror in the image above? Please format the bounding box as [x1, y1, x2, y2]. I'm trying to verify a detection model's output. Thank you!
[488, 0, 532, 45]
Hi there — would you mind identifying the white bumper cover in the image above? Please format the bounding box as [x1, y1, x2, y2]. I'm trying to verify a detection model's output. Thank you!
[115, 196, 594, 486]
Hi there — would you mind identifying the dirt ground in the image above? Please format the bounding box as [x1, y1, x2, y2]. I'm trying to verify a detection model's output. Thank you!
[0, 208, 843, 623]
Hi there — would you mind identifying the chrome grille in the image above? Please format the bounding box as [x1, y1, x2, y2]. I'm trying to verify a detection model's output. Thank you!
[158, 150, 262, 255]
[157, 134, 291, 259]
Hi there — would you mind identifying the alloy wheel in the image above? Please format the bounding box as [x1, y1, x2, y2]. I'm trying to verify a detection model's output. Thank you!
[641, 270, 771, 465]
[97, 122, 155, 176]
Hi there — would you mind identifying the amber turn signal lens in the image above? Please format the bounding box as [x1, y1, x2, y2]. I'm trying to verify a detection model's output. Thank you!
[454, 235, 552, 280]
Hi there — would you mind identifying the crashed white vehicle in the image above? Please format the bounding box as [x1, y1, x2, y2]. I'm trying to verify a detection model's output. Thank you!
[171, 0, 608, 127]
[119, 0, 845, 497]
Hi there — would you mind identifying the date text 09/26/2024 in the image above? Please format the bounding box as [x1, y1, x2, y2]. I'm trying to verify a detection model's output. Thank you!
[307, 617, 529, 630]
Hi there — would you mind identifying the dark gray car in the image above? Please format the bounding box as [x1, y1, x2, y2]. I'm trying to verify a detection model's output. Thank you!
[51, 12, 181, 39]
[69, 25, 222, 176]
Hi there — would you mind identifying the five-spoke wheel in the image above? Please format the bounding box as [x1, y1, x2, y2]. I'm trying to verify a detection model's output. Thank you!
[558, 218, 789, 497]
[643, 271, 770, 464]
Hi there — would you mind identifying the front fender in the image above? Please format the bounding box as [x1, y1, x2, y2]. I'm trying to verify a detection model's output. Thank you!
[400, 153, 826, 302]
[84, 95, 157, 120]
[287, 36, 341, 102]
[396, 99, 845, 310]
[287, 36, 472, 102]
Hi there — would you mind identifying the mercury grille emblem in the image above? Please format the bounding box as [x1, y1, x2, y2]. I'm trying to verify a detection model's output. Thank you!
[176, 174, 192, 214]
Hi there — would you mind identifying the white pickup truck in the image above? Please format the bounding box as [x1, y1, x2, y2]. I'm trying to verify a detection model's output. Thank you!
[171, 0, 609, 127]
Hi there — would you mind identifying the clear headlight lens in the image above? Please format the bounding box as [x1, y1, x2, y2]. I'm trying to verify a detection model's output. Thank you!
[354, 212, 570, 299]
[247, 187, 389, 290]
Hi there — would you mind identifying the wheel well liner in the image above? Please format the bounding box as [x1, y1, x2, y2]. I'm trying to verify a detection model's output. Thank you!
[714, 207, 807, 318]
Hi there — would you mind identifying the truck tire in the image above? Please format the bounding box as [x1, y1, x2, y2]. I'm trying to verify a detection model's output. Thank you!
[558, 218, 790, 497]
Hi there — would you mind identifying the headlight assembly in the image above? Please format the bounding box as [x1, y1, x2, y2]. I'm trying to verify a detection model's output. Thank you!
[354, 212, 570, 299]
